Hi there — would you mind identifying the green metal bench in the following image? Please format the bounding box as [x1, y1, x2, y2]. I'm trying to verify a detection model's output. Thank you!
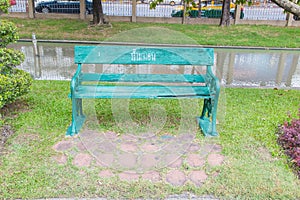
[66, 45, 220, 137]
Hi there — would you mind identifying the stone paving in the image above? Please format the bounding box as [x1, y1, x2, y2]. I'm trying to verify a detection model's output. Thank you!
[52, 130, 225, 187]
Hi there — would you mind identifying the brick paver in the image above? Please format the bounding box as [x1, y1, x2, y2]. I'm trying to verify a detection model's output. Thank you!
[99, 169, 114, 178]
[141, 171, 161, 182]
[53, 140, 73, 152]
[141, 142, 160, 152]
[189, 170, 208, 186]
[94, 153, 114, 167]
[119, 171, 140, 181]
[72, 153, 93, 167]
[140, 153, 159, 169]
[52, 154, 67, 165]
[186, 153, 206, 167]
[165, 154, 183, 168]
[118, 153, 138, 169]
[120, 142, 138, 152]
[166, 169, 187, 186]
[207, 153, 225, 167]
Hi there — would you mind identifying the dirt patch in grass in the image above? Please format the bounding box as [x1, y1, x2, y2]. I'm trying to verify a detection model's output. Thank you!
[256, 147, 277, 162]
[0, 125, 14, 157]
[0, 100, 31, 160]
[13, 133, 40, 146]
[0, 99, 30, 117]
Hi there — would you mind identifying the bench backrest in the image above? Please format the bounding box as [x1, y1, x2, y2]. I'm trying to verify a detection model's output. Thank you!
[74, 45, 214, 66]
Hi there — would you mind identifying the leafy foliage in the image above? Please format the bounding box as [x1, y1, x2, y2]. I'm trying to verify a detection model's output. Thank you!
[235, 0, 253, 5]
[0, 0, 10, 14]
[0, 69, 33, 109]
[0, 48, 24, 75]
[0, 20, 19, 48]
[277, 107, 300, 178]
[0, 3, 32, 109]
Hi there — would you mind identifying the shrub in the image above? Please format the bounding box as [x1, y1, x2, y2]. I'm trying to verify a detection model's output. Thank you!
[277, 107, 300, 178]
[0, 5, 32, 110]
[0, 48, 24, 75]
[0, 69, 32, 109]
[0, 0, 10, 14]
[0, 20, 19, 48]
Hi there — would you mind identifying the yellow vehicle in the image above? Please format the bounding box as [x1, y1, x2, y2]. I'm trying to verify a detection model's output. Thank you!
[201, 0, 235, 10]
[171, 0, 244, 19]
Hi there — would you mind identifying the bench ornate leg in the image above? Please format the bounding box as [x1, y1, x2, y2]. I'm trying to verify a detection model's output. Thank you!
[78, 98, 83, 116]
[210, 96, 218, 136]
[66, 98, 86, 136]
[198, 97, 218, 136]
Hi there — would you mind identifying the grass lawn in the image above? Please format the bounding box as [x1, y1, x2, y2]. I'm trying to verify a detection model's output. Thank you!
[0, 80, 300, 199]
[3, 17, 300, 48]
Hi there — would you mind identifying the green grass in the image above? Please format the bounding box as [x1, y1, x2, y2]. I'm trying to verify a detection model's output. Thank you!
[0, 80, 300, 199]
[3, 17, 300, 48]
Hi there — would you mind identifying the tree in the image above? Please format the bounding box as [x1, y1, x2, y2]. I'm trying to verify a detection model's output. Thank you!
[92, 0, 108, 25]
[197, 0, 202, 18]
[221, 0, 300, 27]
[219, 0, 249, 27]
[271, 0, 300, 16]
[219, 0, 231, 26]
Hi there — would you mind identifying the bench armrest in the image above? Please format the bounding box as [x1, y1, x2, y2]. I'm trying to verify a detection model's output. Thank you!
[70, 63, 82, 97]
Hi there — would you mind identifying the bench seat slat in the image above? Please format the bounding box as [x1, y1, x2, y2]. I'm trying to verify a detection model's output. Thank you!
[74, 85, 211, 99]
[80, 73, 206, 83]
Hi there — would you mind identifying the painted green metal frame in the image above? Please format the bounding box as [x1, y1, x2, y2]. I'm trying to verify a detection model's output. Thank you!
[66, 45, 220, 137]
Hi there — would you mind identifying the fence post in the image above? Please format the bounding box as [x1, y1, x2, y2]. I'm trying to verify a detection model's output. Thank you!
[233, 5, 241, 25]
[132, 0, 137, 22]
[32, 33, 41, 78]
[80, 0, 86, 20]
[182, 1, 187, 24]
[286, 0, 296, 27]
[285, 13, 293, 27]
[27, 0, 35, 18]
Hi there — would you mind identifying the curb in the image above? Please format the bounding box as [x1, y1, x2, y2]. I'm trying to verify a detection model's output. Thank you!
[18, 39, 300, 51]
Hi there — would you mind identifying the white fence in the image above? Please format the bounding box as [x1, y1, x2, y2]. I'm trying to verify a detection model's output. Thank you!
[7, 0, 300, 26]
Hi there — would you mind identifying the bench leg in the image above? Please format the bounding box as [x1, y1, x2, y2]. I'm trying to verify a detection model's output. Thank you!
[66, 98, 86, 136]
[198, 98, 218, 136]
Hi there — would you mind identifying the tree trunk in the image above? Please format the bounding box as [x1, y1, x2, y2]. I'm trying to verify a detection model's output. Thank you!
[93, 0, 105, 24]
[197, 0, 202, 18]
[271, 0, 300, 17]
[219, 0, 231, 26]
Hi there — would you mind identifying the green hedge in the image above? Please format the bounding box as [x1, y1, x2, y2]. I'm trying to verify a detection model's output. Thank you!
[0, 48, 25, 75]
[0, 69, 32, 109]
